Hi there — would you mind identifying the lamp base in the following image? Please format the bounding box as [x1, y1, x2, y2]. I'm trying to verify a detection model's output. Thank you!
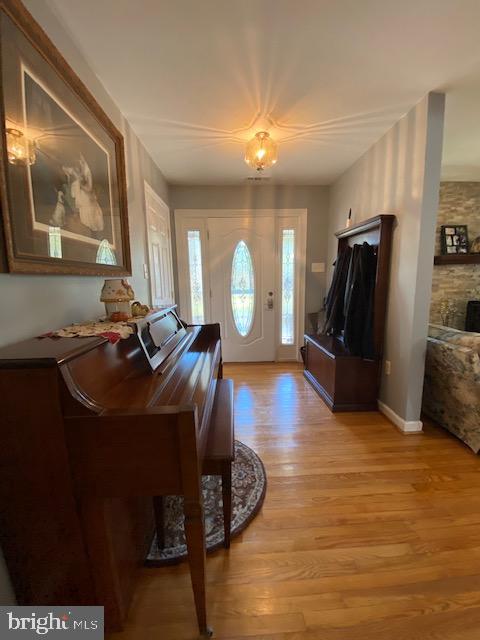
[104, 301, 131, 318]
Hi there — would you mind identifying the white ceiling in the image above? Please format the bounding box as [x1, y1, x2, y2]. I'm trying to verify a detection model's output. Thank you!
[441, 69, 480, 181]
[47, 0, 480, 185]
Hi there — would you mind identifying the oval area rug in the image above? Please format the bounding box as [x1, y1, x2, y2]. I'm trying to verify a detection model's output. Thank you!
[146, 441, 266, 565]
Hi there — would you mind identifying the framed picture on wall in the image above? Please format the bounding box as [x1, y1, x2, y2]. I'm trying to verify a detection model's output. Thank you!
[0, 0, 131, 275]
[440, 225, 469, 255]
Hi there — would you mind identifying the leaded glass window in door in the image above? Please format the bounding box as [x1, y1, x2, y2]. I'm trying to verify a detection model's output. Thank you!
[231, 240, 255, 337]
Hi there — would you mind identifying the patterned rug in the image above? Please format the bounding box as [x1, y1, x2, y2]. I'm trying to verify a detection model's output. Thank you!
[146, 441, 266, 565]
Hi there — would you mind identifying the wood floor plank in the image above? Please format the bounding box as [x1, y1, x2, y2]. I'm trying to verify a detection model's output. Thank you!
[109, 363, 480, 640]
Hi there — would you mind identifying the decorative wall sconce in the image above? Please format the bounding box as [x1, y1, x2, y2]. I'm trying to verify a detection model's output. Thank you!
[244, 131, 278, 172]
[6, 127, 36, 165]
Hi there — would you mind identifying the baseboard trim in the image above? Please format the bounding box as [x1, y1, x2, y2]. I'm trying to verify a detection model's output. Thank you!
[378, 400, 423, 434]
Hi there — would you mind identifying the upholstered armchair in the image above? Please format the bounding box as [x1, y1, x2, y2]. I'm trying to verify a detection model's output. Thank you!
[423, 324, 480, 453]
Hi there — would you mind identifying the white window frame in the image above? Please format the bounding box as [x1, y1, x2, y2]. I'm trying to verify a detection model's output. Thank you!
[174, 209, 307, 361]
[175, 216, 211, 324]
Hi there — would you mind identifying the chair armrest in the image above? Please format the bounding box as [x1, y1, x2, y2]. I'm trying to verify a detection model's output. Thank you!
[426, 337, 480, 381]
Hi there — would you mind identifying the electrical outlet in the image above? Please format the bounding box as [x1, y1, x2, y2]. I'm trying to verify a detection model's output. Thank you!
[143, 264, 149, 279]
[311, 262, 325, 273]
[384, 360, 391, 375]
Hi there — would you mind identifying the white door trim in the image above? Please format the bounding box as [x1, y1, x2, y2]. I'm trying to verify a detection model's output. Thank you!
[144, 181, 175, 307]
[174, 208, 307, 361]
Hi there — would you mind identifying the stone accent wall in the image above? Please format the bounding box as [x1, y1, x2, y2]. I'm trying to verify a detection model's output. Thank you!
[430, 182, 480, 329]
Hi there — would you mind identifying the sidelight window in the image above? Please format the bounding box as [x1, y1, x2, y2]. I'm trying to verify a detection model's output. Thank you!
[48, 226, 62, 259]
[187, 230, 205, 324]
[281, 229, 295, 344]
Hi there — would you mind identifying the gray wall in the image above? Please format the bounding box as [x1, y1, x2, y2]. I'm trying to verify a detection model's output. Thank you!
[170, 184, 330, 325]
[0, 0, 169, 604]
[328, 93, 445, 423]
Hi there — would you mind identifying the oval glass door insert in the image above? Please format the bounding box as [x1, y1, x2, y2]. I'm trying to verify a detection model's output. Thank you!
[231, 240, 255, 336]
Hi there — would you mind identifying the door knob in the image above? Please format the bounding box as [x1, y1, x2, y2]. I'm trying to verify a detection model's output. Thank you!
[266, 291, 274, 310]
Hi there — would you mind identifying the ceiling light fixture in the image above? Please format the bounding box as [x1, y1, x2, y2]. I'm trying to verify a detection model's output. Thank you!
[244, 131, 277, 172]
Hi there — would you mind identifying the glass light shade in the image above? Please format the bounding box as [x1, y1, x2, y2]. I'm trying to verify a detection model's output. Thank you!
[244, 131, 278, 171]
[6, 127, 36, 166]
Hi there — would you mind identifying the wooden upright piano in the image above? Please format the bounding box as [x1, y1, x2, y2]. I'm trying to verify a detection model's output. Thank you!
[0, 306, 231, 636]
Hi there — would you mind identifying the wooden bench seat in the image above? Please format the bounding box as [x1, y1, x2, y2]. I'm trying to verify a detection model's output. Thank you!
[153, 378, 235, 551]
[203, 378, 234, 548]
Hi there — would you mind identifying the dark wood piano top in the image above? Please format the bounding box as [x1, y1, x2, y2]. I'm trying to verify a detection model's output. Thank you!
[0, 313, 222, 457]
[0, 335, 106, 367]
[0, 313, 221, 434]
[0, 305, 186, 369]
[95, 327, 220, 412]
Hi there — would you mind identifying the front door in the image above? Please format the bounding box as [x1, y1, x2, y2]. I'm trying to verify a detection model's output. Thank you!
[208, 216, 276, 362]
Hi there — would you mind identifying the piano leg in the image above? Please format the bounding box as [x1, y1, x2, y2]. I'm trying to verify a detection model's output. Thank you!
[222, 462, 232, 549]
[153, 496, 165, 550]
[184, 499, 212, 638]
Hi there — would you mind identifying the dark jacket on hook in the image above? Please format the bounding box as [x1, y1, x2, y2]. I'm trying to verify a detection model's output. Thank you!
[343, 242, 377, 358]
[323, 247, 352, 336]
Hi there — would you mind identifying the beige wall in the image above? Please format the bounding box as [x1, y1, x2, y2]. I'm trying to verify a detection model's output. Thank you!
[328, 93, 445, 423]
[170, 185, 330, 326]
[0, 0, 169, 604]
[430, 182, 480, 329]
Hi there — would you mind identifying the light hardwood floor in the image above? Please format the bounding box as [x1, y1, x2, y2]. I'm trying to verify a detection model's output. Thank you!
[112, 362, 480, 640]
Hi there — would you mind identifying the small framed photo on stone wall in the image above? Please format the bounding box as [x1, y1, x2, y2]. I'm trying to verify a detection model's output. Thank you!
[440, 225, 469, 255]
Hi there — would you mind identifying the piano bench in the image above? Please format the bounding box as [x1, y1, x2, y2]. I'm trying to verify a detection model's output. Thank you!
[153, 379, 235, 552]
[203, 378, 235, 549]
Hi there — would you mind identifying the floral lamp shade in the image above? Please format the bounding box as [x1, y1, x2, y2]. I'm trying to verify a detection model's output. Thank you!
[100, 278, 135, 317]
